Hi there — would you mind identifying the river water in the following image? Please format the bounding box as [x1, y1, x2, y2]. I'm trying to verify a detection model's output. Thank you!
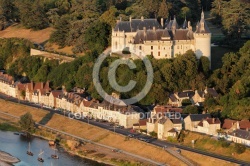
[0, 131, 106, 166]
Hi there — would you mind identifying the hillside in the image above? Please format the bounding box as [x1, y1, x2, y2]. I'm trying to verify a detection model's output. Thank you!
[0, 24, 52, 44]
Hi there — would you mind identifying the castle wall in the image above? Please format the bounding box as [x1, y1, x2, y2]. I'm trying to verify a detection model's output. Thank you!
[194, 33, 211, 60]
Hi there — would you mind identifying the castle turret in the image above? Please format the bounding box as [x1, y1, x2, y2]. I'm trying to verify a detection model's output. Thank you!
[194, 10, 211, 68]
[182, 17, 187, 29]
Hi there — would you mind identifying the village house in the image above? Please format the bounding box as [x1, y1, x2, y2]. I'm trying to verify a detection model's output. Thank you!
[158, 117, 182, 139]
[25, 82, 50, 103]
[222, 119, 250, 132]
[133, 119, 147, 130]
[168, 90, 194, 107]
[48, 90, 63, 108]
[147, 117, 159, 134]
[192, 87, 219, 105]
[197, 117, 221, 135]
[79, 95, 141, 128]
[0, 71, 16, 98]
[151, 105, 183, 117]
[228, 129, 250, 146]
[184, 114, 211, 132]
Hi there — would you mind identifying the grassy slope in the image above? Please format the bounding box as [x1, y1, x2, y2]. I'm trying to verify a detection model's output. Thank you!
[0, 24, 52, 44]
[0, 98, 239, 166]
[0, 24, 84, 56]
[182, 132, 250, 162]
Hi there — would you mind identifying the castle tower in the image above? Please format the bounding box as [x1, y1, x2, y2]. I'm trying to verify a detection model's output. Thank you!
[194, 10, 212, 68]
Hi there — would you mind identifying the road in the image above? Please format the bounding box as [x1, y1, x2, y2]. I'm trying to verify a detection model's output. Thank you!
[0, 93, 250, 165]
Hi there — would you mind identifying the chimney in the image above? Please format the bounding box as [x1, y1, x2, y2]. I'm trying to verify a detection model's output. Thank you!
[188, 21, 192, 31]
[246, 128, 249, 131]
[161, 18, 164, 27]
[212, 118, 215, 124]
[129, 16, 132, 22]
[143, 27, 146, 35]
[153, 26, 156, 31]
[120, 17, 122, 22]
[141, 16, 144, 21]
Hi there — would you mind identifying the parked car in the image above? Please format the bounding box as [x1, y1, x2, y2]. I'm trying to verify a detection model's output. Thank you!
[116, 125, 124, 129]
[128, 134, 135, 138]
[176, 149, 181, 154]
[112, 149, 121, 153]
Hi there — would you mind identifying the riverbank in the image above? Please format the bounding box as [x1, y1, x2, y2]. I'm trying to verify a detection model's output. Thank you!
[0, 98, 242, 166]
[0, 151, 20, 166]
[0, 117, 150, 166]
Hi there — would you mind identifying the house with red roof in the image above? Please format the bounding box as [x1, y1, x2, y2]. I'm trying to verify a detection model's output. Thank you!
[197, 117, 221, 135]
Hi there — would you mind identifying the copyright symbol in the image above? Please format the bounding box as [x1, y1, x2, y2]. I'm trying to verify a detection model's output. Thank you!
[92, 52, 153, 106]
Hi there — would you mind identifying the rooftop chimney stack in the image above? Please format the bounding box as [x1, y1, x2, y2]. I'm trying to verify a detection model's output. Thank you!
[129, 16, 132, 22]
[161, 18, 164, 28]
[141, 16, 144, 21]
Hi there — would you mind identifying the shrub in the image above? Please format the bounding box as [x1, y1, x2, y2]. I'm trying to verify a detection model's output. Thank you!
[122, 50, 131, 54]
[149, 131, 157, 138]
[218, 138, 230, 148]
[234, 143, 246, 154]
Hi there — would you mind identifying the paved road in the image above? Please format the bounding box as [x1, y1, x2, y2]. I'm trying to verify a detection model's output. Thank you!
[0, 93, 250, 165]
[0, 110, 166, 166]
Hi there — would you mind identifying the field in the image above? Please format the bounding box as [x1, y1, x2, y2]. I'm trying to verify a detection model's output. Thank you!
[0, 24, 52, 44]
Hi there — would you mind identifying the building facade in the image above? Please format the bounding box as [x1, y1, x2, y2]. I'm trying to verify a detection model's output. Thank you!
[111, 11, 211, 65]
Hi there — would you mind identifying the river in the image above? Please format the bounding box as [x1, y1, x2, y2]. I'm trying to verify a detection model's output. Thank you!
[0, 131, 106, 166]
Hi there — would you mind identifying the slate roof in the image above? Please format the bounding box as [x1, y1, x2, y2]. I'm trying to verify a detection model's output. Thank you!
[168, 128, 178, 133]
[114, 19, 162, 32]
[104, 94, 127, 106]
[169, 94, 178, 102]
[133, 29, 171, 44]
[229, 129, 250, 140]
[171, 118, 182, 124]
[158, 117, 167, 124]
[177, 91, 195, 98]
[189, 114, 211, 122]
[206, 88, 218, 97]
[195, 11, 210, 33]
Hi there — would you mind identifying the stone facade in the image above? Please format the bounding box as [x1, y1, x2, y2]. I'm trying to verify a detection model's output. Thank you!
[111, 11, 211, 66]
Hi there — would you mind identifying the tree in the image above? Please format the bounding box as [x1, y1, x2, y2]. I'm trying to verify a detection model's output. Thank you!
[221, 0, 250, 40]
[199, 56, 210, 77]
[100, 6, 118, 27]
[19, 112, 35, 133]
[158, 0, 169, 19]
[234, 143, 246, 154]
[183, 105, 199, 114]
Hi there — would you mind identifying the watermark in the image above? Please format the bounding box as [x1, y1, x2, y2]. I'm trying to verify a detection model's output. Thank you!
[92, 49, 153, 106]
[68, 112, 181, 120]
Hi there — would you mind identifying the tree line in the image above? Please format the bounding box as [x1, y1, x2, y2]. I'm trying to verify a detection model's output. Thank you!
[1, 0, 248, 53]
[0, 38, 249, 120]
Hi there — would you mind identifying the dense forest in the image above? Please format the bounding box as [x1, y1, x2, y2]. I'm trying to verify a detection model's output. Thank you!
[0, 0, 249, 53]
[0, 0, 249, 120]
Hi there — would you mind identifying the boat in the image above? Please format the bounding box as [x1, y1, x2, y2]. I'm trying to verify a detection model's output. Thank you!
[37, 150, 44, 162]
[26, 142, 33, 156]
[51, 145, 59, 159]
[14, 132, 20, 135]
